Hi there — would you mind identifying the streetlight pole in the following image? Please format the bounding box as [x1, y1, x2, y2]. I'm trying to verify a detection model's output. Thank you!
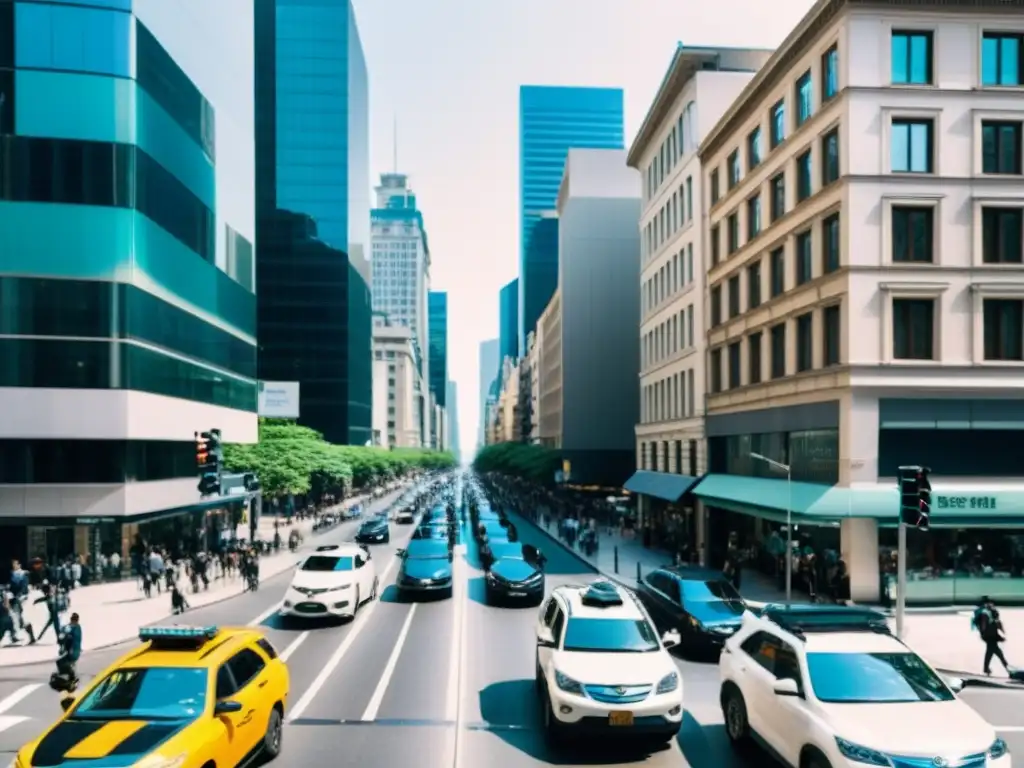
[751, 452, 793, 606]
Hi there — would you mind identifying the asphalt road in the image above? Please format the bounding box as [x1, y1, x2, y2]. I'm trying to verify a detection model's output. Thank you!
[1, 489, 1023, 767]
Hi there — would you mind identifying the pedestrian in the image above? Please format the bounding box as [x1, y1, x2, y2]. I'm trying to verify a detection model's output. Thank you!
[56, 613, 82, 692]
[973, 596, 1010, 676]
[34, 580, 63, 641]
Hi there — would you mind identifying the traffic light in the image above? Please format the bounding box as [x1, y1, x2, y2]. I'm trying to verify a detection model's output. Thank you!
[195, 428, 223, 497]
[195, 432, 211, 472]
[897, 465, 931, 530]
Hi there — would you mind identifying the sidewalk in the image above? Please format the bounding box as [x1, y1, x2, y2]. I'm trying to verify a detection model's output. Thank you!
[526, 511, 1024, 683]
[0, 485, 407, 666]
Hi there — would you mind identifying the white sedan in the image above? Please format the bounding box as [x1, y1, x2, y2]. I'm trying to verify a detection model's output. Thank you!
[281, 543, 378, 620]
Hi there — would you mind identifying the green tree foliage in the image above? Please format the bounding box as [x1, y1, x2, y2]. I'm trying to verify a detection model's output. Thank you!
[222, 419, 457, 498]
[472, 442, 561, 484]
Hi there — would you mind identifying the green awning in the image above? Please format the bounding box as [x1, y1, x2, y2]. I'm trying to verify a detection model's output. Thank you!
[624, 470, 700, 502]
[691, 474, 1024, 527]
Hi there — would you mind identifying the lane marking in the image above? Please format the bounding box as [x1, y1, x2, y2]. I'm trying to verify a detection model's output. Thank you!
[444, 547, 466, 721]
[286, 557, 397, 722]
[0, 684, 41, 715]
[361, 603, 418, 722]
[452, 545, 470, 768]
[248, 601, 283, 627]
[0, 715, 29, 733]
[279, 631, 309, 662]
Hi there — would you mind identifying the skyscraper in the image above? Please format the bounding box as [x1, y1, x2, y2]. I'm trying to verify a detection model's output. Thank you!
[519, 86, 624, 350]
[446, 381, 461, 461]
[0, 0, 257, 565]
[428, 291, 448, 409]
[499, 278, 519, 369]
[255, 0, 372, 445]
[477, 338, 500, 447]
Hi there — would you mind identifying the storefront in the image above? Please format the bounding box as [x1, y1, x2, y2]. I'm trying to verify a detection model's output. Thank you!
[623, 470, 703, 560]
[691, 475, 1024, 605]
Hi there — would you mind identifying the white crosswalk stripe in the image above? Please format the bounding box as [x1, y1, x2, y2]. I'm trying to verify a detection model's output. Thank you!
[0, 715, 29, 734]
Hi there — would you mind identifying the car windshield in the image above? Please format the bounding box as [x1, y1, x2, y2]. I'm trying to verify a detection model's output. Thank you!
[406, 541, 449, 560]
[302, 555, 353, 572]
[562, 618, 659, 653]
[73, 667, 208, 720]
[681, 579, 742, 602]
[806, 652, 955, 703]
[490, 542, 524, 560]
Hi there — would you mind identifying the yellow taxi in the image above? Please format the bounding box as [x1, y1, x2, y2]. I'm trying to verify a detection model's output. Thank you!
[11, 625, 289, 768]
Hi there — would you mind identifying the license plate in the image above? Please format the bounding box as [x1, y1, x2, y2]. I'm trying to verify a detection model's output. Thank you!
[609, 711, 634, 726]
[508, 591, 526, 596]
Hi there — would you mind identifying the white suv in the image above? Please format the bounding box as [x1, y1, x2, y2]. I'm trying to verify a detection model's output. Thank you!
[534, 580, 684, 745]
[281, 543, 378, 620]
[719, 604, 1011, 768]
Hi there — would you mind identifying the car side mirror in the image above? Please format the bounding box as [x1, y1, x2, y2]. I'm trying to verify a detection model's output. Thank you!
[661, 629, 681, 649]
[772, 678, 801, 697]
[59, 695, 75, 713]
[944, 676, 965, 693]
[215, 700, 243, 715]
[537, 627, 556, 648]
[395, 548, 406, 557]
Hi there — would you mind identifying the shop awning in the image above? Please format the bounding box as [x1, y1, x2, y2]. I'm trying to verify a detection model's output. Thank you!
[623, 470, 700, 502]
[690, 474, 835, 524]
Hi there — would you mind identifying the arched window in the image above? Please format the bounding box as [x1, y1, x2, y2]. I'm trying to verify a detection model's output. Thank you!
[682, 101, 697, 153]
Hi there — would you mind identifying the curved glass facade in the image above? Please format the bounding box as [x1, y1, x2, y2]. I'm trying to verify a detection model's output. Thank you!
[428, 291, 448, 408]
[518, 85, 624, 350]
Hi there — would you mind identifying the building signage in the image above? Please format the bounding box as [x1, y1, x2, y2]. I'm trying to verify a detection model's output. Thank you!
[935, 495, 998, 511]
[76, 517, 116, 525]
[258, 381, 300, 418]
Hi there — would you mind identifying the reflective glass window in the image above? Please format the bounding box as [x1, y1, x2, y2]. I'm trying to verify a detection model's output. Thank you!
[15, 3, 130, 77]
[135, 148, 215, 262]
[0, 338, 112, 388]
[0, 277, 113, 337]
[0, 135, 134, 207]
[0, 1, 12, 68]
[121, 343, 257, 412]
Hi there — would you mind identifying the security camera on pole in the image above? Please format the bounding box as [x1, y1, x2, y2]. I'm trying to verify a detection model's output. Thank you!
[895, 465, 931, 639]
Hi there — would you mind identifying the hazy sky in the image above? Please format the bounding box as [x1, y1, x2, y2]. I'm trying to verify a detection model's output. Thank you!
[352, 0, 815, 455]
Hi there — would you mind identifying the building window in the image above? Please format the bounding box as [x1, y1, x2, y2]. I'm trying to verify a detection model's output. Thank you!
[893, 298, 935, 360]
[982, 121, 1022, 175]
[728, 150, 741, 188]
[795, 71, 813, 126]
[770, 323, 786, 379]
[748, 332, 762, 384]
[982, 32, 1023, 87]
[747, 195, 761, 239]
[711, 286, 722, 326]
[892, 206, 934, 263]
[686, 176, 693, 219]
[796, 312, 813, 372]
[710, 348, 722, 393]
[728, 275, 741, 318]
[823, 304, 840, 366]
[748, 262, 762, 309]
[891, 119, 934, 173]
[796, 150, 812, 201]
[796, 230, 812, 285]
[770, 247, 785, 297]
[822, 213, 840, 273]
[822, 130, 839, 185]
[747, 127, 762, 170]
[710, 168, 720, 204]
[891, 30, 933, 85]
[728, 341, 741, 389]
[982, 208, 1024, 263]
[770, 173, 785, 222]
[727, 212, 740, 253]
[821, 45, 839, 102]
[770, 99, 785, 148]
[984, 299, 1024, 361]
[710, 225, 721, 266]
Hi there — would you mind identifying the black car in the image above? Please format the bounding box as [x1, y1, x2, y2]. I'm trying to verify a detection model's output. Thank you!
[636, 566, 746, 655]
[355, 515, 390, 544]
[475, 518, 515, 544]
[396, 539, 453, 599]
[482, 542, 545, 605]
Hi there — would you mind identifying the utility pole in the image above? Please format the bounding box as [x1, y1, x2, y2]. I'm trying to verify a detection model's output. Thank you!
[896, 465, 931, 639]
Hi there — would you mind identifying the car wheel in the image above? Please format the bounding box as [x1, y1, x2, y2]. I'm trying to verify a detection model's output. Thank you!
[542, 690, 562, 745]
[353, 587, 360, 616]
[806, 756, 833, 768]
[370, 577, 379, 600]
[722, 688, 751, 749]
[262, 706, 283, 759]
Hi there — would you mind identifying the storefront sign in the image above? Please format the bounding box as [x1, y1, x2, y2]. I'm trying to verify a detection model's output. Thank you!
[258, 380, 300, 418]
[76, 517, 116, 524]
[935, 495, 998, 511]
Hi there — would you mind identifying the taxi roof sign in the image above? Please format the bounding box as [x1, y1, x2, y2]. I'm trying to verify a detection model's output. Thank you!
[139, 626, 219, 645]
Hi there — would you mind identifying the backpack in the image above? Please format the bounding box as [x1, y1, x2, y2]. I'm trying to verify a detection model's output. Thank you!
[971, 607, 990, 633]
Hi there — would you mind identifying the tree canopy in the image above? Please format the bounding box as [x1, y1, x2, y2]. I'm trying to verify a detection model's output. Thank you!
[472, 442, 561, 484]
[222, 418, 457, 498]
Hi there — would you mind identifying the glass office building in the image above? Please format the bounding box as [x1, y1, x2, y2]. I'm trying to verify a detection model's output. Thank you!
[428, 291, 448, 409]
[518, 85, 624, 350]
[0, 0, 258, 569]
[499, 277, 519, 371]
[255, 0, 372, 446]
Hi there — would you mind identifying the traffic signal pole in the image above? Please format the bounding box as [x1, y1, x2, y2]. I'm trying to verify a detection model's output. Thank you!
[896, 519, 907, 639]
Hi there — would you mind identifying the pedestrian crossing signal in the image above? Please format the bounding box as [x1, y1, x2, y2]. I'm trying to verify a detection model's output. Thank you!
[897, 465, 931, 531]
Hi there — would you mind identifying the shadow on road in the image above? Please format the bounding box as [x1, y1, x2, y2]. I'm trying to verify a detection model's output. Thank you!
[678, 710, 774, 768]
[477, 679, 675, 765]
[467, 576, 488, 606]
[380, 585, 406, 603]
[260, 612, 353, 630]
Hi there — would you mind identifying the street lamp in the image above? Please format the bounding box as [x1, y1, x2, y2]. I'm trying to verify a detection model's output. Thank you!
[750, 452, 793, 606]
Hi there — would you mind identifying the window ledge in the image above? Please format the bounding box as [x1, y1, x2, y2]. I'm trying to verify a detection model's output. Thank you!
[971, 282, 1024, 296]
[879, 281, 950, 296]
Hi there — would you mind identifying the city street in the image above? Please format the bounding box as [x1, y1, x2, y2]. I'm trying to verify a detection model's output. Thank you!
[1, 502, 1022, 767]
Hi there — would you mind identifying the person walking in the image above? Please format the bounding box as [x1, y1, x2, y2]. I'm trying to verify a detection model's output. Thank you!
[973, 596, 1011, 676]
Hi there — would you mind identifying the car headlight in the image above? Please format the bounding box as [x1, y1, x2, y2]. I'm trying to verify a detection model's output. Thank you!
[688, 615, 702, 629]
[656, 672, 679, 694]
[135, 754, 187, 768]
[554, 670, 585, 695]
[486, 571, 497, 582]
[990, 737, 1009, 759]
[834, 737, 890, 766]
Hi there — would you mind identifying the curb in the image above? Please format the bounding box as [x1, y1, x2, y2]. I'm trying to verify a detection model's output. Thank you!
[0, 488, 408, 667]
[935, 669, 1024, 690]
